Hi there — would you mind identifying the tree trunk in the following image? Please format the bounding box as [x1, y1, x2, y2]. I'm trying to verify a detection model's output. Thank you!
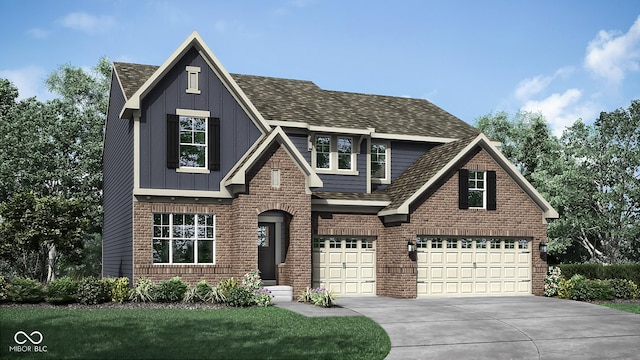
[47, 244, 57, 283]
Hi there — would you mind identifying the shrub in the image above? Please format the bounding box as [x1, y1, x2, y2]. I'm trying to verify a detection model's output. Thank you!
[76, 277, 108, 305]
[544, 266, 562, 297]
[559, 264, 640, 284]
[557, 277, 573, 299]
[609, 279, 638, 299]
[45, 276, 78, 303]
[203, 285, 226, 304]
[155, 277, 188, 302]
[298, 287, 336, 307]
[129, 278, 156, 303]
[241, 270, 263, 291]
[254, 288, 273, 307]
[0, 275, 9, 302]
[9, 277, 44, 303]
[184, 280, 220, 303]
[219, 278, 239, 299]
[103, 277, 130, 303]
[588, 280, 614, 301]
[226, 286, 255, 307]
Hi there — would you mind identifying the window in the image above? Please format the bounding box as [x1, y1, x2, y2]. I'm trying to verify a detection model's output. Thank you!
[468, 171, 485, 208]
[337, 137, 352, 170]
[179, 116, 207, 168]
[461, 238, 473, 249]
[446, 238, 458, 249]
[153, 213, 215, 264]
[167, 110, 220, 172]
[313, 135, 357, 173]
[458, 169, 496, 210]
[186, 66, 201, 94]
[371, 142, 390, 182]
[315, 136, 331, 169]
[431, 238, 443, 248]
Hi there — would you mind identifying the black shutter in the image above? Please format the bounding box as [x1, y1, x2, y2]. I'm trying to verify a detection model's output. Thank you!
[166, 114, 179, 169]
[208, 117, 220, 171]
[487, 171, 497, 210]
[458, 169, 469, 209]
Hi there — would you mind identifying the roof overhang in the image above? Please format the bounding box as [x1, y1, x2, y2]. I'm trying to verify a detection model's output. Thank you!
[378, 133, 559, 220]
[119, 31, 271, 134]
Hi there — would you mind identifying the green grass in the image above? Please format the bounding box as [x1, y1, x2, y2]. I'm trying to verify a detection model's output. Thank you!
[601, 303, 640, 314]
[0, 307, 390, 359]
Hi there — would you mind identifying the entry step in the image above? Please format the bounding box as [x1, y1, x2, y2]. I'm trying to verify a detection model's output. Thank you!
[264, 285, 293, 303]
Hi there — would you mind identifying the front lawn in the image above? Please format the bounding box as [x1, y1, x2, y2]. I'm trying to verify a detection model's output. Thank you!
[0, 307, 390, 359]
[601, 303, 640, 314]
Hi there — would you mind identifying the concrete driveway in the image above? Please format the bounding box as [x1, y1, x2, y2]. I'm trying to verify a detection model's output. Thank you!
[336, 296, 640, 360]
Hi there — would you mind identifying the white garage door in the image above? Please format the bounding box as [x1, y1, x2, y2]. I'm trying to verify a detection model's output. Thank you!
[417, 237, 531, 296]
[312, 237, 376, 296]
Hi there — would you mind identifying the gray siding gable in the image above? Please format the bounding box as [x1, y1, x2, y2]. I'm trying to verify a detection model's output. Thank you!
[139, 47, 262, 191]
[103, 71, 134, 280]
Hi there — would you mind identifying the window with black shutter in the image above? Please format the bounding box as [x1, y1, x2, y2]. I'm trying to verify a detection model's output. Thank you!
[166, 114, 179, 169]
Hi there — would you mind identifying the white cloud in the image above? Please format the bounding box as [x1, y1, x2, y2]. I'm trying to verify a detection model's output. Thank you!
[521, 89, 598, 136]
[584, 15, 640, 84]
[27, 28, 49, 39]
[59, 12, 115, 34]
[0, 66, 53, 101]
[514, 67, 575, 101]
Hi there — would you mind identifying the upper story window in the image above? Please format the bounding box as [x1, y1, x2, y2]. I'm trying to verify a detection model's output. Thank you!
[152, 213, 215, 264]
[371, 141, 390, 183]
[468, 170, 485, 208]
[179, 116, 207, 168]
[313, 134, 357, 174]
[186, 66, 201, 94]
[167, 109, 220, 173]
[458, 169, 496, 210]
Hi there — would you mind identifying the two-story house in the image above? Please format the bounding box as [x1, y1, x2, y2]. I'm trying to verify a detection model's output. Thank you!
[103, 32, 558, 299]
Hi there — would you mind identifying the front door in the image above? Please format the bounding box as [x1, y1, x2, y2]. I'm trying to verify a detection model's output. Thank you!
[258, 223, 276, 280]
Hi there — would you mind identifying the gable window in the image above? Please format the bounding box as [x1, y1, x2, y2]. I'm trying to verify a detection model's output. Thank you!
[468, 170, 485, 208]
[186, 66, 201, 94]
[152, 213, 215, 264]
[458, 169, 496, 210]
[371, 141, 390, 183]
[167, 109, 220, 173]
[180, 116, 207, 168]
[313, 134, 358, 174]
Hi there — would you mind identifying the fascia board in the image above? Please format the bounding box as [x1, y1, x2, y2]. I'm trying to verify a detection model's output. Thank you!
[371, 133, 459, 143]
[479, 137, 559, 219]
[133, 187, 232, 198]
[224, 127, 323, 188]
[381, 135, 485, 217]
[377, 133, 559, 219]
[311, 198, 390, 207]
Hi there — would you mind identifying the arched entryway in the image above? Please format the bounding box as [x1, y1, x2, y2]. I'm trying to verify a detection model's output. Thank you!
[257, 210, 291, 285]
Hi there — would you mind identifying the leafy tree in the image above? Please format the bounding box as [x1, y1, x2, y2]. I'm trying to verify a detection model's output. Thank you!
[0, 57, 109, 280]
[476, 101, 640, 264]
[552, 101, 640, 263]
[0, 192, 87, 282]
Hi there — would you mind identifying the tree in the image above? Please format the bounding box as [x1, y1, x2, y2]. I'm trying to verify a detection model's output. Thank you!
[0, 192, 87, 281]
[476, 101, 640, 264]
[553, 101, 640, 263]
[0, 57, 110, 279]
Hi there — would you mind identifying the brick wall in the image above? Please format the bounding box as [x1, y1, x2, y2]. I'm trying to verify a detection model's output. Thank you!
[132, 144, 312, 294]
[312, 148, 549, 297]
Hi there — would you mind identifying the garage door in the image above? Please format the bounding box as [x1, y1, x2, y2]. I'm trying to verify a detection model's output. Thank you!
[312, 237, 376, 296]
[417, 237, 531, 296]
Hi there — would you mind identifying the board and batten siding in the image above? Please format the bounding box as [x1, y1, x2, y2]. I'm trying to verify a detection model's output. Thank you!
[103, 71, 134, 280]
[139, 47, 262, 191]
[286, 132, 367, 193]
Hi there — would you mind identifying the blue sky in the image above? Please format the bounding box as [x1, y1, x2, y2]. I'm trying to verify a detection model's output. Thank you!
[1, 1, 639, 135]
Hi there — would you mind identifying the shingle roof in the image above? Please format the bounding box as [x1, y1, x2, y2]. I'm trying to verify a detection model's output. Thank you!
[112, 62, 479, 139]
[113, 62, 159, 100]
[312, 191, 390, 202]
[382, 135, 477, 211]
